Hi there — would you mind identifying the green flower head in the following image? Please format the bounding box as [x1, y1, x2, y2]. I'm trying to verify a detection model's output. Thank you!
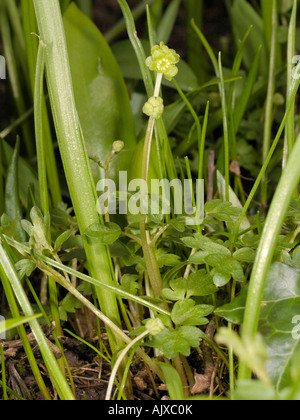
[145, 318, 165, 336]
[143, 96, 164, 119]
[146, 42, 180, 81]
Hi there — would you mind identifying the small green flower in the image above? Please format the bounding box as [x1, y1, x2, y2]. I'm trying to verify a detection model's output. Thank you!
[146, 42, 180, 81]
[143, 96, 164, 119]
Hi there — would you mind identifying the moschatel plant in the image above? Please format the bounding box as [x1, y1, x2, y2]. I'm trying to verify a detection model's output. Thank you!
[1, 0, 300, 402]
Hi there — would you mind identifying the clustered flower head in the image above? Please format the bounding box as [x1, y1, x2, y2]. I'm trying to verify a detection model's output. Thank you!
[143, 96, 164, 119]
[145, 318, 165, 336]
[146, 42, 180, 81]
[112, 140, 125, 153]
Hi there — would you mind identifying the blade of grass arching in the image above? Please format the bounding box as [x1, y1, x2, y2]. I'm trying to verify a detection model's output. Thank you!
[231, 63, 300, 245]
[199, 101, 210, 182]
[232, 45, 262, 133]
[283, 0, 297, 168]
[227, 25, 253, 115]
[260, 0, 278, 209]
[261, 0, 281, 67]
[32, 0, 128, 367]
[75, 0, 92, 18]
[0, 239, 74, 400]
[156, 0, 181, 44]
[0, 2, 34, 158]
[218, 53, 230, 202]
[33, 38, 64, 370]
[1, 138, 40, 209]
[0, 140, 4, 216]
[146, 4, 156, 48]
[0, 259, 51, 399]
[173, 78, 202, 164]
[34, 39, 49, 214]
[184, 0, 204, 83]
[24, 276, 76, 396]
[5, 236, 171, 317]
[105, 0, 155, 44]
[238, 129, 300, 381]
[0, 345, 8, 400]
[0, 314, 42, 336]
[21, 0, 62, 206]
[4, 0, 29, 85]
[191, 19, 219, 78]
[4, 138, 26, 243]
[117, 0, 154, 97]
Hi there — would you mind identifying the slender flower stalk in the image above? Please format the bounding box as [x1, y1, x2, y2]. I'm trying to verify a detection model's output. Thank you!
[139, 44, 180, 297]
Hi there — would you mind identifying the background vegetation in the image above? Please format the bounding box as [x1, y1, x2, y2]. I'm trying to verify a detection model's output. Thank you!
[0, 0, 300, 401]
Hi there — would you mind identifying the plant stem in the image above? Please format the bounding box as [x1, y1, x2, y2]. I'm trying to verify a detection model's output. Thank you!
[105, 330, 150, 400]
[140, 74, 164, 297]
[239, 130, 300, 380]
[260, 0, 277, 209]
[283, 0, 297, 168]
[32, 0, 124, 357]
[21, 0, 62, 206]
[0, 238, 73, 400]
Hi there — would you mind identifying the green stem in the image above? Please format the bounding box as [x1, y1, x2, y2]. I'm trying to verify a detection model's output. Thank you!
[283, 0, 297, 168]
[34, 38, 49, 214]
[32, 0, 124, 357]
[140, 74, 164, 297]
[21, 0, 62, 206]
[261, 0, 277, 208]
[239, 130, 300, 380]
[0, 345, 8, 400]
[0, 1, 34, 157]
[231, 69, 300, 246]
[218, 53, 230, 202]
[0, 238, 73, 399]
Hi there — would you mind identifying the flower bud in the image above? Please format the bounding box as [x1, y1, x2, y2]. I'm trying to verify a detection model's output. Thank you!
[112, 140, 125, 153]
[145, 318, 165, 336]
[143, 96, 164, 119]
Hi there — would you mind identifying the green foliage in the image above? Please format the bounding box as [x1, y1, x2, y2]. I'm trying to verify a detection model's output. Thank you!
[63, 3, 137, 183]
[1, 0, 300, 402]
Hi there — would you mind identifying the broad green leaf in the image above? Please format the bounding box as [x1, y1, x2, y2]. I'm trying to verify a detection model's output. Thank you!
[85, 222, 121, 245]
[156, 250, 182, 267]
[54, 229, 74, 252]
[171, 299, 213, 326]
[162, 271, 218, 301]
[182, 234, 231, 256]
[231, 380, 278, 401]
[162, 277, 187, 301]
[217, 262, 300, 391]
[149, 326, 203, 359]
[63, 4, 136, 184]
[15, 259, 37, 280]
[233, 247, 257, 263]
[157, 361, 185, 401]
[186, 271, 218, 298]
[215, 286, 248, 325]
[119, 274, 141, 296]
[204, 199, 241, 223]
